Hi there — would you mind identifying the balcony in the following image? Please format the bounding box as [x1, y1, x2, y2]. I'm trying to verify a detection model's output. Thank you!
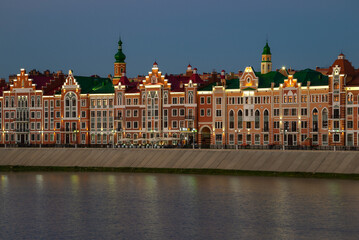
[15, 118, 29, 122]
[185, 115, 195, 120]
[15, 129, 29, 133]
[310, 127, 318, 132]
[114, 116, 123, 120]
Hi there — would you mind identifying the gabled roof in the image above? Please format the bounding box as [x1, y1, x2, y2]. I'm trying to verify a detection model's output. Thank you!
[293, 69, 328, 86]
[226, 79, 240, 89]
[255, 71, 286, 88]
[74, 76, 114, 94]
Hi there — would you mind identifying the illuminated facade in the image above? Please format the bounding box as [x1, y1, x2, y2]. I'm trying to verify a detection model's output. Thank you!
[0, 41, 359, 147]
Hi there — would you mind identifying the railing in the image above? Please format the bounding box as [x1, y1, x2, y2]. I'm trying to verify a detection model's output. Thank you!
[262, 128, 269, 132]
[114, 116, 123, 120]
[185, 115, 195, 120]
[15, 118, 29, 122]
[2, 143, 359, 151]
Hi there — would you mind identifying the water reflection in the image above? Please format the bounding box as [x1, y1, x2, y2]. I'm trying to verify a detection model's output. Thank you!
[1, 173, 359, 239]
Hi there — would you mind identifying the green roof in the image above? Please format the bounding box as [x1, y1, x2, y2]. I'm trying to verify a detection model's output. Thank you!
[262, 42, 271, 55]
[255, 71, 286, 88]
[226, 78, 240, 89]
[114, 40, 126, 63]
[293, 68, 328, 86]
[75, 76, 114, 94]
[198, 82, 217, 91]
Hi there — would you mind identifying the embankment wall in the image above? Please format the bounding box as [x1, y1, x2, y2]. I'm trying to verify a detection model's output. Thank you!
[1, 148, 359, 174]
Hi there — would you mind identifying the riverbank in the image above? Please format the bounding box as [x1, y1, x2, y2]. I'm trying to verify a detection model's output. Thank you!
[1, 148, 359, 179]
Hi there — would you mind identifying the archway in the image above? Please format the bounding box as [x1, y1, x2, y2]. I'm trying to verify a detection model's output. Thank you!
[200, 126, 211, 148]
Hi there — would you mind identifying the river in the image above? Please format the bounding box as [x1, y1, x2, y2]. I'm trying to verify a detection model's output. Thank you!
[1, 172, 359, 239]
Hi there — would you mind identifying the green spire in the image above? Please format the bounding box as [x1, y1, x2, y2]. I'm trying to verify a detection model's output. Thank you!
[262, 41, 271, 55]
[114, 38, 126, 63]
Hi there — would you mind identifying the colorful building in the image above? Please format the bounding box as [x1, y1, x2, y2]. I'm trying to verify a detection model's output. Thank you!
[0, 41, 359, 147]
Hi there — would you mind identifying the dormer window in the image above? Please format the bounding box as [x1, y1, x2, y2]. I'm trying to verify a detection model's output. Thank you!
[246, 78, 250, 84]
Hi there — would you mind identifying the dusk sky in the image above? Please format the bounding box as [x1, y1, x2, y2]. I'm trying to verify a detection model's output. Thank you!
[0, 0, 358, 79]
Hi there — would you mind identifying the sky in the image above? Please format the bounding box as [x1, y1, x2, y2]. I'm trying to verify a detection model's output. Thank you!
[0, 0, 358, 79]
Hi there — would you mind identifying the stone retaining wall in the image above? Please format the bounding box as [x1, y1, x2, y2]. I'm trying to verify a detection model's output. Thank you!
[1, 148, 359, 174]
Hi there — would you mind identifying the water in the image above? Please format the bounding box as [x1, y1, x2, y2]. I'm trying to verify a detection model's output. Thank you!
[1, 172, 359, 240]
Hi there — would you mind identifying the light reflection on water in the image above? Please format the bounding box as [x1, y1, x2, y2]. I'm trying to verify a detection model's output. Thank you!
[1, 172, 359, 239]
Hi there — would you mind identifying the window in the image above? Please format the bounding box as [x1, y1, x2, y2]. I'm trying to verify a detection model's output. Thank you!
[255, 110, 260, 129]
[216, 98, 222, 105]
[81, 111, 86, 118]
[200, 97, 205, 104]
[301, 108, 307, 116]
[207, 109, 211, 117]
[64, 92, 77, 118]
[333, 134, 340, 142]
[172, 121, 178, 128]
[347, 121, 353, 128]
[133, 110, 138, 117]
[263, 110, 269, 131]
[246, 122, 251, 129]
[215, 121, 223, 129]
[126, 121, 131, 129]
[347, 107, 353, 115]
[322, 108, 328, 128]
[333, 120, 340, 129]
[180, 109, 185, 116]
[312, 109, 318, 131]
[238, 110, 243, 129]
[274, 109, 279, 116]
[200, 109, 205, 116]
[188, 91, 194, 104]
[216, 110, 222, 117]
[207, 97, 211, 104]
[229, 110, 234, 129]
[164, 92, 168, 104]
[172, 109, 178, 117]
[215, 134, 222, 145]
[172, 98, 178, 104]
[246, 134, 251, 145]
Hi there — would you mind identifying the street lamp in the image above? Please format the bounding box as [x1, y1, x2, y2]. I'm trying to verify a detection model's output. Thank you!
[112, 129, 117, 148]
[73, 129, 79, 148]
[235, 129, 238, 150]
[192, 128, 197, 149]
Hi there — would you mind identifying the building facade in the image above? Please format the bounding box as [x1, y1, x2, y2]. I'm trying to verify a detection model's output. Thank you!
[0, 41, 359, 147]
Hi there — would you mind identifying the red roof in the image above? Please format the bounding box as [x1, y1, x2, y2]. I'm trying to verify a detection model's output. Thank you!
[327, 55, 356, 76]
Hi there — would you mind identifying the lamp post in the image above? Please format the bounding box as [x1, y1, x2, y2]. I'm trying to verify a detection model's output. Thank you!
[112, 129, 117, 148]
[235, 129, 238, 150]
[192, 128, 196, 149]
[73, 129, 79, 148]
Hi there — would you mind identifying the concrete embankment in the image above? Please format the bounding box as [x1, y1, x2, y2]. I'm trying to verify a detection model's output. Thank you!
[1, 148, 359, 176]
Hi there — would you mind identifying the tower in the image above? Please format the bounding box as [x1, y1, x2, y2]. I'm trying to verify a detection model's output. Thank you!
[113, 38, 127, 85]
[261, 41, 272, 74]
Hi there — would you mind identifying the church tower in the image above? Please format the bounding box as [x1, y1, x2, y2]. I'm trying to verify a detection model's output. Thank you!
[261, 41, 272, 74]
[113, 39, 127, 85]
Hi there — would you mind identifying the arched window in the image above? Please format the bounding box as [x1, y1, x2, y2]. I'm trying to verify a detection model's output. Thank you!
[229, 110, 234, 129]
[322, 108, 328, 128]
[37, 96, 41, 107]
[164, 92, 168, 105]
[347, 92, 353, 104]
[188, 91, 194, 104]
[118, 93, 123, 105]
[255, 110, 260, 129]
[238, 110, 243, 129]
[64, 92, 77, 118]
[263, 109, 269, 131]
[142, 93, 146, 105]
[312, 108, 318, 131]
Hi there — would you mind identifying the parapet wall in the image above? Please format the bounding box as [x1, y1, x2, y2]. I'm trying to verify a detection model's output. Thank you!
[1, 148, 359, 174]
